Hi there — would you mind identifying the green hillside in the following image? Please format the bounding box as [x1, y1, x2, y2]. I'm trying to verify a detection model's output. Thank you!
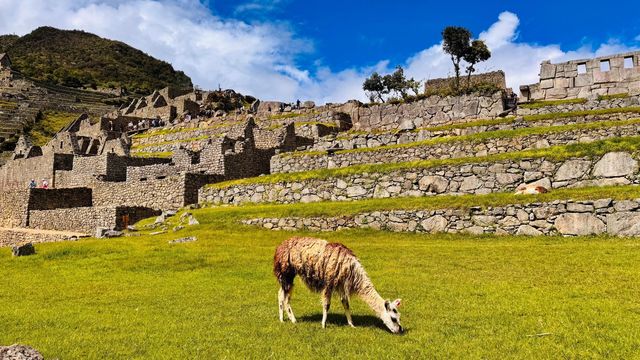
[0, 27, 192, 94]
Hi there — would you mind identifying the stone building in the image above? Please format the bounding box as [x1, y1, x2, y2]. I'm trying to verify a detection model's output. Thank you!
[0, 53, 12, 69]
[520, 51, 640, 101]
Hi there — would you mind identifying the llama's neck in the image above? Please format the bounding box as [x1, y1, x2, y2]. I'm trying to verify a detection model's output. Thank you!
[355, 273, 386, 316]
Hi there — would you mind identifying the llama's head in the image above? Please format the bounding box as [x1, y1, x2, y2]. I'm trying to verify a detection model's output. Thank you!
[381, 299, 403, 334]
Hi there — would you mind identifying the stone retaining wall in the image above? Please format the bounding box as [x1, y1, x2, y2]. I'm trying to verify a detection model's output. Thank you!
[517, 95, 639, 116]
[351, 92, 505, 131]
[309, 112, 640, 151]
[201, 152, 640, 205]
[0, 228, 81, 248]
[242, 198, 640, 237]
[271, 123, 640, 174]
[0, 190, 29, 227]
[29, 206, 159, 234]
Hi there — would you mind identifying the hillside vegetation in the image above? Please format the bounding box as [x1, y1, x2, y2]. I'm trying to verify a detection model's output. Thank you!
[0, 27, 192, 94]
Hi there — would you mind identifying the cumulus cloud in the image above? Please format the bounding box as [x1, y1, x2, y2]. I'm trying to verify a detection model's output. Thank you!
[0, 3, 636, 103]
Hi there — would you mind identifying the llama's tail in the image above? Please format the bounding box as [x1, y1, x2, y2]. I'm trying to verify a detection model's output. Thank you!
[274, 240, 295, 292]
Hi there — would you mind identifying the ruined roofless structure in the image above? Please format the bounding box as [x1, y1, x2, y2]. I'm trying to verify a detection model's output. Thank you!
[520, 51, 640, 101]
[2, 50, 640, 243]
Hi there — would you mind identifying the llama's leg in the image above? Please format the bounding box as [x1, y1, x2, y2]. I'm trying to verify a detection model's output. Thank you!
[321, 288, 332, 329]
[284, 288, 296, 323]
[278, 287, 285, 322]
[341, 293, 354, 327]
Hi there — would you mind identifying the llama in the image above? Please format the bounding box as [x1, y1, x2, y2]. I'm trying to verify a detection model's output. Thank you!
[273, 237, 403, 333]
[515, 183, 549, 195]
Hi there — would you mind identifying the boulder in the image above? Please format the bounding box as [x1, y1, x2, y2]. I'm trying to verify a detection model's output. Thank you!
[95, 227, 110, 238]
[104, 230, 123, 238]
[420, 215, 448, 233]
[554, 213, 605, 236]
[607, 213, 640, 236]
[0, 345, 43, 360]
[398, 119, 416, 131]
[555, 160, 591, 181]
[346, 186, 367, 197]
[11, 243, 35, 257]
[459, 176, 482, 192]
[592, 152, 638, 178]
[188, 216, 200, 226]
[496, 173, 522, 185]
[516, 225, 543, 236]
[418, 175, 448, 193]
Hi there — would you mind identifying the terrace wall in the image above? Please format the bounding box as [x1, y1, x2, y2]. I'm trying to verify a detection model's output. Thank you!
[201, 152, 640, 205]
[271, 123, 640, 174]
[243, 198, 640, 237]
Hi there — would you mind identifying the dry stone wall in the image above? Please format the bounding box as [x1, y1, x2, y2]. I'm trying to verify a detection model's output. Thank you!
[271, 123, 640, 174]
[29, 206, 159, 234]
[351, 92, 505, 131]
[201, 152, 640, 205]
[0, 189, 29, 227]
[518, 95, 640, 116]
[0, 228, 82, 248]
[243, 198, 640, 237]
[310, 111, 640, 152]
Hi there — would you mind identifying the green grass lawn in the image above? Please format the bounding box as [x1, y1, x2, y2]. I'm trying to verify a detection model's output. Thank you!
[2, 204, 640, 359]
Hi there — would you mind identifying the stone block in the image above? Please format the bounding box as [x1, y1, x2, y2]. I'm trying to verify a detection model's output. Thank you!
[420, 215, 448, 233]
[418, 175, 448, 193]
[607, 212, 640, 236]
[592, 152, 638, 178]
[554, 77, 571, 88]
[540, 79, 554, 89]
[554, 213, 605, 236]
[540, 62, 557, 80]
[545, 87, 568, 99]
[516, 225, 543, 236]
[554, 159, 591, 181]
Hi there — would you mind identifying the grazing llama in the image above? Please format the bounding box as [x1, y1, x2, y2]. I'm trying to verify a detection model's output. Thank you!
[273, 237, 404, 333]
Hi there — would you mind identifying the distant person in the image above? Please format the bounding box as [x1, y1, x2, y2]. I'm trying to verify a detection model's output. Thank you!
[28, 179, 37, 189]
[41, 179, 49, 189]
[296, 99, 301, 109]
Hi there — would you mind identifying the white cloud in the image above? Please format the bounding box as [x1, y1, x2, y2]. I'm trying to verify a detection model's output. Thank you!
[403, 11, 638, 96]
[0, 3, 637, 103]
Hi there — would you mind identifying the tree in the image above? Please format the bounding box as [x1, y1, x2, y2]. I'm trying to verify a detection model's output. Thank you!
[463, 40, 491, 87]
[383, 66, 409, 99]
[442, 26, 471, 90]
[362, 72, 386, 102]
[363, 66, 423, 102]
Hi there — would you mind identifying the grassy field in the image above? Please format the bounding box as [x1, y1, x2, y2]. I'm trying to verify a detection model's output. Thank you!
[2, 203, 640, 359]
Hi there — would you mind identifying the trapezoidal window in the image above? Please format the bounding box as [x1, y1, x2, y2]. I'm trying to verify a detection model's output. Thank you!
[577, 63, 587, 74]
[600, 60, 610, 72]
[624, 56, 635, 69]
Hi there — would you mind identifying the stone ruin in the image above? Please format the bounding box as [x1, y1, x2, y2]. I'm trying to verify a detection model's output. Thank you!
[520, 51, 640, 101]
[1, 50, 640, 243]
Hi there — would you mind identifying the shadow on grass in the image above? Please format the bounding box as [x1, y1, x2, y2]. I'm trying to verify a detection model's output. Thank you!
[297, 313, 390, 332]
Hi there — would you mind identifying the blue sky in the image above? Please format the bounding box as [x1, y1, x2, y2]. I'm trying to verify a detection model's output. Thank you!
[214, 0, 640, 71]
[0, 0, 639, 103]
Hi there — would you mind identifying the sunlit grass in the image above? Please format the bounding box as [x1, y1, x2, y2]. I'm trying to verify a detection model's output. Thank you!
[1, 202, 640, 358]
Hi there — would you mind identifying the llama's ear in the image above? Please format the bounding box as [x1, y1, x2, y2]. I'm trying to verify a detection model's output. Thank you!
[384, 300, 390, 311]
[393, 299, 402, 307]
